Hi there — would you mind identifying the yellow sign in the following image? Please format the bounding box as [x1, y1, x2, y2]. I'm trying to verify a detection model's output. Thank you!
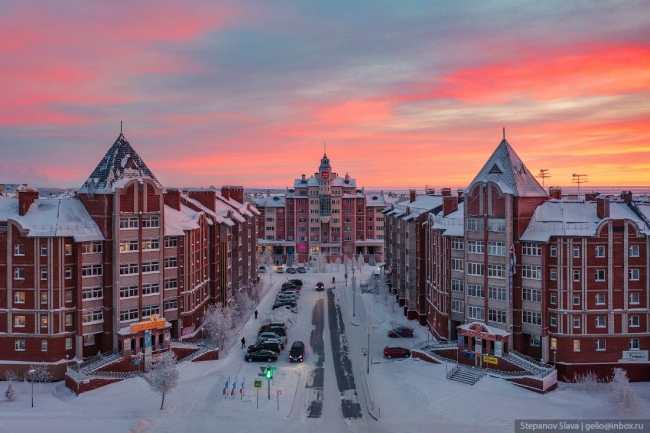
[483, 355, 498, 365]
[254, 380, 262, 388]
[130, 315, 166, 332]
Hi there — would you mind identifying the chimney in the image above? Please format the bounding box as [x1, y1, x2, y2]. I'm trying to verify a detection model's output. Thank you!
[18, 187, 39, 216]
[457, 189, 464, 198]
[425, 187, 435, 195]
[620, 190, 633, 203]
[585, 192, 599, 201]
[188, 188, 217, 212]
[441, 188, 452, 197]
[226, 185, 244, 204]
[221, 186, 231, 201]
[443, 195, 458, 216]
[302, 174, 306, 180]
[549, 187, 562, 200]
[164, 189, 182, 211]
[596, 197, 610, 219]
[409, 189, 416, 203]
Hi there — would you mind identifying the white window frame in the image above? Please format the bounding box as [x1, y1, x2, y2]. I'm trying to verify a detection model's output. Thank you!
[487, 241, 505, 256]
[595, 269, 606, 282]
[596, 316, 606, 328]
[595, 293, 606, 305]
[595, 246, 605, 258]
[629, 269, 640, 281]
[596, 339, 606, 351]
[629, 315, 640, 327]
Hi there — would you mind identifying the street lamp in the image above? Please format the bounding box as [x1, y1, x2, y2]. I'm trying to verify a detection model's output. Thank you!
[66, 355, 69, 373]
[28, 369, 36, 408]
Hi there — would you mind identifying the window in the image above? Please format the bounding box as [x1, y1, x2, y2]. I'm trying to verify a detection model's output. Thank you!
[164, 237, 177, 248]
[573, 294, 581, 305]
[164, 279, 178, 289]
[451, 239, 464, 251]
[467, 240, 484, 254]
[451, 279, 464, 292]
[467, 218, 482, 232]
[550, 293, 557, 304]
[119, 240, 138, 252]
[142, 305, 160, 318]
[488, 309, 506, 324]
[451, 258, 465, 272]
[572, 246, 580, 258]
[551, 338, 557, 350]
[14, 244, 25, 256]
[82, 242, 102, 254]
[66, 338, 72, 350]
[595, 270, 606, 281]
[451, 299, 464, 313]
[14, 268, 25, 280]
[522, 310, 541, 325]
[629, 316, 640, 327]
[119, 263, 138, 276]
[41, 268, 48, 280]
[630, 338, 640, 350]
[573, 317, 580, 328]
[42, 340, 48, 351]
[522, 243, 541, 256]
[120, 308, 139, 322]
[82, 287, 103, 300]
[120, 217, 138, 229]
[467, 284, 484, 298]
[14, 315, 26, 327]
[65, 268, 72, 279]
[142, 261, 160, 273]
[550, 246, 557, 257]
[83, 334, 95, 346]
[15, 340, 26, 351]
[487, 264, 505, 279]
[629, 269, 640, 281]
[120, 286, 138, 298]
[523, 288, 542, 303]
[573, 270, 580, 282]
[82, 264, 103, 277]
[468, 306, 484, 320]
[41, 315, 48, 328]
[596, 316, 606, 328]
[41, 292, 48, 304]
[65, 291, 72, 303]
[142, 239, 160, 250]
[522, 265, 541, 280]
[629, 245, 640, 257]
[41, 244, 47, 256]
[142, 216, 159, 228]
[573, 340, 580, 352]
[467, 262, 484, 276]
[488, 241, 506, 256]
[142, 283, 160, 295]
[530, 335, 541, 347]
[550, 315, 557, 327]
[164, 257, 178, 268]
[595, 339, 606, 351]
[487, 218, 506, 232]
[595, 246, 605, 258]
[14, 292, 25, 304]
[65, 244, 72, 255]
[65, 314, 72, 326]
[595, 293, 606, 305]
[81, 309, 103, 323]
[164, 298, 178, 311]
[630, 292, 640, 304]
[550, 269, 557, 281]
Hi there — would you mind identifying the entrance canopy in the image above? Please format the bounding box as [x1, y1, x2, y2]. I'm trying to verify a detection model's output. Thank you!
[457, 322, 510, 341]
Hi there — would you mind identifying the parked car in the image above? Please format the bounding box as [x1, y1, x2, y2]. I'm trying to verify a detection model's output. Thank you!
[257, 332, 287, 348]
[296, 266, 307, 273]
[276, 296, 298, 305]
[273, 300, 297, 310]
[383, 346, 411, 359]
[289, 279, 303, 287]
[276, 266, 285, 273]
[259, 322, 287, 333]
[265, 326, 287, 337]
[282, 282, 299, 290]
[247, 339, 282, 354]
[258, 266, 266, 273]
[289, 341, 305, 362]
[316, 282, 325, 291]
[245, 349, 278, 362]
[279, 289, 299, 297]
[286, 267, 297, 274]
[388, 327, 414, 338]
[284, 305, 298, 313]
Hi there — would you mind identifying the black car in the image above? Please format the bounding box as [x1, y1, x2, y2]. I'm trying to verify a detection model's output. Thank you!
[286, 267, 297, 274]
[245, 349, 278, 362]
[273, 300, 297, 309]
[289, 341, 305, 362]
[247, 340, 282, 354]
[296, 266, 307, 273]
[282, 282, 298, 290]
[388, 327, 414, 338]
[265, 326, 287, 336]
[289, 279, 303, 287]
[259, 322, 287, 334]
[316, 282, 325, 291]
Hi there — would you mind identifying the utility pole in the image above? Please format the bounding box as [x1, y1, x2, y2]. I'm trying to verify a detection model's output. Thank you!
[366, 314, 372, 373]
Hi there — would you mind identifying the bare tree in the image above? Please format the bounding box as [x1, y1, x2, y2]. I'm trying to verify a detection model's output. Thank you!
[147, 351, 179, 410]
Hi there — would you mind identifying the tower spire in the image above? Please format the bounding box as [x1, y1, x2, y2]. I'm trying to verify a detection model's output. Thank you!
[121, 121, 123, 135]
[503, 127, 505, 140]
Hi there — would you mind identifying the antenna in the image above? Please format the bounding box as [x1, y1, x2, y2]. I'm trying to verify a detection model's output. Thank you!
[503, 127, 505, 140]
[324, 142, 326, 155]
[537, 169, 551, 188]
[572, 173, 588, 198]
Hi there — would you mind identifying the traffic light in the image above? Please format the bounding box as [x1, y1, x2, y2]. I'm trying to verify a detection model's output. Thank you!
[265, 367, 273, 380]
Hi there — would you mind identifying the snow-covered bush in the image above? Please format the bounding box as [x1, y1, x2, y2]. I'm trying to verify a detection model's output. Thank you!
[4, 369, 18, 401]
[609, 368, 638, 416]
[569, 370, 606, 395]
[5, 382, 15, 401]
[334, 257, 342, 272]
[146, 351, 179, 410]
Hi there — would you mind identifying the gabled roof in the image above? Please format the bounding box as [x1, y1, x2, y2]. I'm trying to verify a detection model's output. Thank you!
[78, 134, 163, 194]
[467, 139, 547, 197]
[164, 204, 203, 236]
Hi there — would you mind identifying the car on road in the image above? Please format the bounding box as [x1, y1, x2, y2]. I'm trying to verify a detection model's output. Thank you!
[273, 300, 297, 310]
[257, 332, 287, 348]
[286, 267, 297, 274]
[388, 327, 414, 338]
[289, 341, 305, 362]
[282, 282, 299, 290]
[383, 346, 411, 359]
[296, 266, 307, 273]
[245, 349, 278, 362]
[258, 266, 266, 273]
[316, 282, 325, 291]
[247, 339, 282, 354]
[276, 266, 285, 273]
[289, 279, 303, 286]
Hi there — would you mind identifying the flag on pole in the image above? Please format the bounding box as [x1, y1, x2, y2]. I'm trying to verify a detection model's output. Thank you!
[223, 376, 230, 397]
[231, 377, 237, 396]
[240, 377, 245, 399]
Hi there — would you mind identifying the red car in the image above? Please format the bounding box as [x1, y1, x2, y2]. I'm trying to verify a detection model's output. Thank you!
[383, 346, 411, 359]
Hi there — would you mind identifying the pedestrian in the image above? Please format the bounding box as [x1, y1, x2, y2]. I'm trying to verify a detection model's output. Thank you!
[332, 276, 336, 284]
[254, 310, 258, 319]
[241, 337, 246, 349]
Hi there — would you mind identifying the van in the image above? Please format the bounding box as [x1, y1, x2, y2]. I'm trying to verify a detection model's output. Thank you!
[289, 340, 305, 362]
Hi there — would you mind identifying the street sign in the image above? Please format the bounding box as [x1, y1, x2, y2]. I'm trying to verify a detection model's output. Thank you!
[258, 373, 266, 377]
[254, 380, 262, 388]
[269, 366, 277, 370]
[259, 367, 267, 373]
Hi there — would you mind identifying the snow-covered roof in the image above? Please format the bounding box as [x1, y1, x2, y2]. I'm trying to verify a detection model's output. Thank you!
[435, 201, 465, 237]
[164, 204, 202, 236]
[0, 196, 104, 242]
[365, 194, 398, 207]
[293, 177, 319, 188]
[78, 134, 163, 194]
[458, 321, 510, 337]
[181, 196, 234, 227]
[389, 195, 443, 221]
[467, 139, 547, 198]
[332, 177, 356, 188]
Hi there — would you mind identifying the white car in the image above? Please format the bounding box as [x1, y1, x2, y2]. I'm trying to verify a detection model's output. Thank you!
[276, 266, 285, 273]
[258, 266, 266, 273]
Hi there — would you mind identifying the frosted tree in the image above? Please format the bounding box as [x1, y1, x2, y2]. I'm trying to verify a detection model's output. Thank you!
[4, 369, 18, 401]
[203, 303, 235, 349]
[233, 287, 256, 323]
[25, 363, 52, 394]
[609, 368, 638, 415]
[357, 252, 365, 271]
[147, 351, 179, 410]
[314, 253, 328, 273]
[334, 257, 342, 272]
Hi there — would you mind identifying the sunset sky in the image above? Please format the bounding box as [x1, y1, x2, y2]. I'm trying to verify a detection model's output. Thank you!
[1, 1, 649, 189]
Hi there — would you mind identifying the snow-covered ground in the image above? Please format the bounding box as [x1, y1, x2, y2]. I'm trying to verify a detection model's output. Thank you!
[1, 264, 649, 433]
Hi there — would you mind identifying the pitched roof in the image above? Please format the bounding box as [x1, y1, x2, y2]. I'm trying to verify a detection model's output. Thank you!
[78, 134, 163, 194]
[467, 139, 547, 197]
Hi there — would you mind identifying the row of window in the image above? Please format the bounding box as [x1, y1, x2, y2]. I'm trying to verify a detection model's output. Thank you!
[119, 216, 159, 229]
[551, 314, 641, 328]
[553, 338, 642, 352]
[14, 338, 74, 352]
[550, 268, 642, 282]
[467, 218, 506, 232]
[550, 291, 641, 306]
[119, 261, 160, 275]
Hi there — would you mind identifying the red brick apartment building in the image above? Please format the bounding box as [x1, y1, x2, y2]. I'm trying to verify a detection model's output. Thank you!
[385, 138, 650, 381]
[0, 134, 258, 379]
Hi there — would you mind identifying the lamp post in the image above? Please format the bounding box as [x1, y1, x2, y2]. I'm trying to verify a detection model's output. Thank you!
[351, 266, 356, 317]
[28, 369, 36, 408]
[66, 355, 69, 373]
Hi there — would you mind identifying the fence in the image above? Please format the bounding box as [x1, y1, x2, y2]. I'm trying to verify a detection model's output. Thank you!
[359, 368, 380, 420]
